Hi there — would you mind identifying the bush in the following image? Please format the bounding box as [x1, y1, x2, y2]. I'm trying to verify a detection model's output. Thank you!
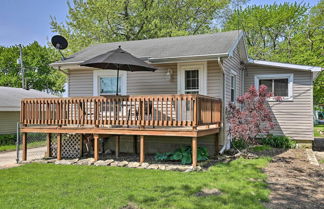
[231, 139, 248, 150]
[260, 135, 296, 149]
[0, 134, 16, 146]
[155, 146, 209, 165]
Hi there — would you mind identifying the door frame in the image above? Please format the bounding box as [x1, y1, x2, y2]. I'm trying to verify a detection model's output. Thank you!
[177, 61, 207, 95]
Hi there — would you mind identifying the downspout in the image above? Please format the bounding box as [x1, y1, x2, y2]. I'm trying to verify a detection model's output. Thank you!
[217, 57, 230, 154]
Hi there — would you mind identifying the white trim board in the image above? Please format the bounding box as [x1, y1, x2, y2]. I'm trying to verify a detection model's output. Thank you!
[93, 70, 127, 96]
[254, 73, 294, 101]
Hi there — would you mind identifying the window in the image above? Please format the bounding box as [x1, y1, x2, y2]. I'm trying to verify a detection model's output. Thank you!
[259, 79, 288, 97]
[185, 70, 199, 94]
[93, 70, 127, 96]
[99, 76, 121, 95]
[230, 75, 236, 103]
[255, 74, 293, 100]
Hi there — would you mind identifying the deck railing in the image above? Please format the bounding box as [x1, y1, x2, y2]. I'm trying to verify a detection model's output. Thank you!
[20, 94, 221, 128]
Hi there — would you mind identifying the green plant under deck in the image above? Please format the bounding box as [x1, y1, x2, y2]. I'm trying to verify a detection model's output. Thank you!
[0, 158, 270, 209]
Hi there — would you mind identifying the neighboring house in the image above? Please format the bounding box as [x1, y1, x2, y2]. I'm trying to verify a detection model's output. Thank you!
[20, 30, 322, 166]
[0, 87, 56, 134]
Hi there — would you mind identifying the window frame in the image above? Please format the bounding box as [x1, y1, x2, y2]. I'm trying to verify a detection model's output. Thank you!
[254, 73, 293, 101]
[93, 70, 127, 96]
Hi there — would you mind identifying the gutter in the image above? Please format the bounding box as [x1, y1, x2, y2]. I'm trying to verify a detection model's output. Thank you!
[50, 53, 230, 69]
[217, 57, 230, 154]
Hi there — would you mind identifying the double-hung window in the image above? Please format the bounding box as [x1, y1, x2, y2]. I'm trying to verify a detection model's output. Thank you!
[255, 74, 293, 100]
[230, 74, 236, 103]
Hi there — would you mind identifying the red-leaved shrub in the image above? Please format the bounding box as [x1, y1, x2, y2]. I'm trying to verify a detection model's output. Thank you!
[226, 85, 277, 144]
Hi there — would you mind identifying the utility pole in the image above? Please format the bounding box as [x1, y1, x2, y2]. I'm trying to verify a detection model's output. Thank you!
[18, 44, 25, 89]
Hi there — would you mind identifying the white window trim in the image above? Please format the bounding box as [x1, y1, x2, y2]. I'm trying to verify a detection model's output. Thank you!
[254, 73, 293, 101]
[177, 61, 207, 95]
[93, 70, 127, 96]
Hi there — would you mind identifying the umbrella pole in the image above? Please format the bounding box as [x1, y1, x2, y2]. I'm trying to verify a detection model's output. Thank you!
[116, 65, 119, 96]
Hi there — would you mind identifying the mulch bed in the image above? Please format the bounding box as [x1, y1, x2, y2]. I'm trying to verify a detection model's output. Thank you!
[263, 149, 324, 209]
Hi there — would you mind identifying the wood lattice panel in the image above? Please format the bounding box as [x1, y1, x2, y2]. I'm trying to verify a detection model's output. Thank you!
[51, 134, 81, 159]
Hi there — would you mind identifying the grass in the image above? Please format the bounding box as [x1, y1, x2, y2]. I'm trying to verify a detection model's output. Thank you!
[0, 141, 46, 152]
[250, 145, 272, 152]
[314, 125, 324, 137]
[0, 157, 270, 209]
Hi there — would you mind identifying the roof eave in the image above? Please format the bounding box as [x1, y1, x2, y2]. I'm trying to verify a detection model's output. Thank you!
[248, 59, 323, 72]
[50, 53, 230, 69]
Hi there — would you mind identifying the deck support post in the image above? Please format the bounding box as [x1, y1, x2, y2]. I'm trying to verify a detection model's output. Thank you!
[192, 137, 197, 168]
[140, 135, 145, 163]
[46, 133, 52, 158]
[57, 134, 62, 160]
[22, 132, 27, 161]
[94, 134, 99, 161]
[115, 135, 120, 158]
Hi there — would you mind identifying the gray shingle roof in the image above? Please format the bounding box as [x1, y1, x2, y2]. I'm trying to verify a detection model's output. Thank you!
[0, 87, 56, 111]
[53, 30, 242, 65]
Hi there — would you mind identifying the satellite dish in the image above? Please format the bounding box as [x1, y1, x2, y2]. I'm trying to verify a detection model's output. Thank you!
[51, 35, 68, 60]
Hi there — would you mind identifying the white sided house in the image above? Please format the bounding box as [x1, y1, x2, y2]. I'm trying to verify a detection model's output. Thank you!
[20, 30, 322, 166]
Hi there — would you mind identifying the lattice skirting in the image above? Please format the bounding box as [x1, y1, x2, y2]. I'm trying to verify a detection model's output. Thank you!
[51, 134, 81, 159]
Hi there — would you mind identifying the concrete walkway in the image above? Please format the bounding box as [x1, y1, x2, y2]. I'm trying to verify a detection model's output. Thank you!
[0, 146, 46, 169]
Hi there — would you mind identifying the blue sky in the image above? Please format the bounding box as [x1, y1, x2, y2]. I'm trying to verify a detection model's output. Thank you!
[0, 0, 319, 47]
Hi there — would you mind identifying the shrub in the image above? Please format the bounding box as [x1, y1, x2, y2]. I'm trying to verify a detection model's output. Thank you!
[260, 135, 296, 149]
[250, 145, 272, 152]
[154, 146, 209, 165]
[231, 139, 248, 150]
[0, 134, 16, 146]
[226, 85, 280, 144]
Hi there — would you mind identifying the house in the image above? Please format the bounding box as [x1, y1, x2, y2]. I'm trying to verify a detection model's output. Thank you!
[20, 30, 322, 166]
[0, 87, 56, 134]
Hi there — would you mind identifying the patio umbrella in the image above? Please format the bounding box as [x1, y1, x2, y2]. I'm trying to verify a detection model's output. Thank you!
[81, 46, 157, 95]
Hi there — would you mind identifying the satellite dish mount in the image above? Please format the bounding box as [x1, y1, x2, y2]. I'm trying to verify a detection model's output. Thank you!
[51, 35, 68, 61]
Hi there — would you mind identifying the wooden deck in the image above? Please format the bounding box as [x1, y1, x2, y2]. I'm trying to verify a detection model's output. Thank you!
[20, 94, 222, 167]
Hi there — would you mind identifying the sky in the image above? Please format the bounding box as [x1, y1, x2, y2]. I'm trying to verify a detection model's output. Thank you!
[0, 0, 320, 47]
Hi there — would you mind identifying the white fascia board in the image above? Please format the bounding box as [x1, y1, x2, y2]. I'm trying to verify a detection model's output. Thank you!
[148, 53, 228, 63]
[248, 59, 323, 72]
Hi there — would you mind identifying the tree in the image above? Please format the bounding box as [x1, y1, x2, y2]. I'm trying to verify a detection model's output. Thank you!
[0, 42, 66, 94]
[50, 0, 233, 53]
[224, 1, 324, 105]
[226, 85, 276, 144]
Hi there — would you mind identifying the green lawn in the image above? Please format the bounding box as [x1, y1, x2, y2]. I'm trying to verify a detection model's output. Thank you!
[0, 141, 46, 152]
[0, 158, 270, 209]
[314, 125, 324, 137]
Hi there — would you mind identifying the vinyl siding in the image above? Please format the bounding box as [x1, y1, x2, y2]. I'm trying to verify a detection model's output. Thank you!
[221, 40, 245, 145]
[68, 69, 93, 96]
[245, 65, 314, 141]
[127, 63, 178, 95]
[0, 111, 19, 134]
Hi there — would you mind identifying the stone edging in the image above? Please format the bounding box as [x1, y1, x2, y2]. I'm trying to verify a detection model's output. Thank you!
[20, 158, 203, 172]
